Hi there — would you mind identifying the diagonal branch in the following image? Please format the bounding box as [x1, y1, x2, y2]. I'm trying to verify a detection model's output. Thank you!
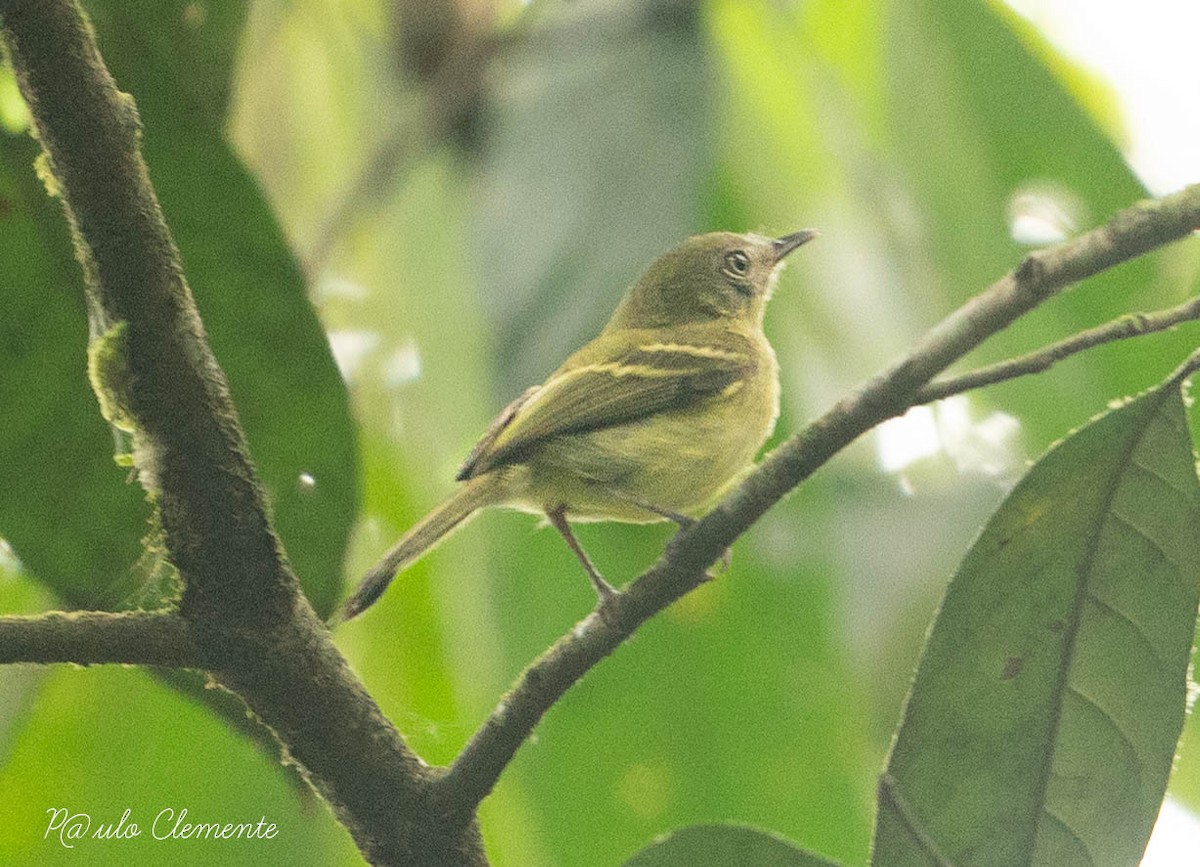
[0, 610, 200, 666]
[917, 295, 1200, 402]
[432, 183, 1200, 817]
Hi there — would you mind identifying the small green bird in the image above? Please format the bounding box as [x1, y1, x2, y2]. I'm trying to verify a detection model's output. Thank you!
[343, 229, 817, 620]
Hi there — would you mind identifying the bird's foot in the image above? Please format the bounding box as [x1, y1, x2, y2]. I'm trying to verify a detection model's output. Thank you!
[704, 547, 733, 581]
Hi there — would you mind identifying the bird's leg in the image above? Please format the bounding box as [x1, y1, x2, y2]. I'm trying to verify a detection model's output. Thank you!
[601, 488, 732, 574]
[632, 499, 695, 529]
[546, 504, 618, 603]
[599, 486, 694, 528]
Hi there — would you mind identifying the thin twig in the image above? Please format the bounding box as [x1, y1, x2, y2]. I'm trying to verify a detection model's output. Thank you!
[917, 295, 1200, 402]
[0, 610, 200, 666]
[432, 185, 1200, 817]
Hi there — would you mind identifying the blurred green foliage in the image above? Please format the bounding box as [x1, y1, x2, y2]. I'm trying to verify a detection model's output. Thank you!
[1, 0, 1198, 864]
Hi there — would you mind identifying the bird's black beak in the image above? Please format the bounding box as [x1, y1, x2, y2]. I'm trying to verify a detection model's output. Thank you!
[772, 229, 819, 262]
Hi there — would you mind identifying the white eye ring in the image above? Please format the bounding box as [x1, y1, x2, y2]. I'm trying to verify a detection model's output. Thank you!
[723, 250, 750, 276]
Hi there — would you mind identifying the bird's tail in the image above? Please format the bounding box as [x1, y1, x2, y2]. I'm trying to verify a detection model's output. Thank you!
[341, 473, 505, 621]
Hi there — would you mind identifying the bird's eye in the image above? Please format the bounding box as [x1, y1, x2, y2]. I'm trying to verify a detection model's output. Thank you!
[723, 250, 750, 277]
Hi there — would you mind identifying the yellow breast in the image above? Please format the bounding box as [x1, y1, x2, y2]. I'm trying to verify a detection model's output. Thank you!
[514, 333, 780, 522]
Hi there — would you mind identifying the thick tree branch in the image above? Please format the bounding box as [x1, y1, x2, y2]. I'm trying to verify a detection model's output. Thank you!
[0, 1, 477, 862]
[918, 295, 1200, 402]
[0, 610, 200, 666]
[433, 183, 1200, 817]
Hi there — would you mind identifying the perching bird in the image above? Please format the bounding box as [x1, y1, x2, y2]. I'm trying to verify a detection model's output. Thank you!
[343, 229, 817, 620]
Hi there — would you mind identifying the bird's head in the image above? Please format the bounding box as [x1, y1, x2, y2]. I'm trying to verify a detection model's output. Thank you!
[606, 229, 818, 331]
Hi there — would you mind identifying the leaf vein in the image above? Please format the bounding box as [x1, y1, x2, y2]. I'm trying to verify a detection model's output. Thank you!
[1154, 401, 1190, 437]
[1040, 805, 1097, 866]
[1129, 456, 1195, 503]
[1085, 592, 1168, 673]
[1067, 684, 1142, 778]
[1107, 511, 1185, 577]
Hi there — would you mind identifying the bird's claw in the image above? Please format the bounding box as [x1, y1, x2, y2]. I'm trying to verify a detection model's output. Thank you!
[702, 547, 733, 581]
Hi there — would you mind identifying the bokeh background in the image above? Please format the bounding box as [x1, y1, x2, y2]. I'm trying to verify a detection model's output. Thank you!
[1, 0, 1198, 864]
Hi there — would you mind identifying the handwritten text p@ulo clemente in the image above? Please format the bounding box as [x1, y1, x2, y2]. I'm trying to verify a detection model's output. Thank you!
[44, 807, 279, 848]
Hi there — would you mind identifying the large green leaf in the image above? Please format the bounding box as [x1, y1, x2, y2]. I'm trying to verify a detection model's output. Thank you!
[0, 108, 149, 609]
[624, 823, 840, 867]
[0, 0, 356, 617]
[85, 0, 358, 618]
[873, 375, 1200, 865]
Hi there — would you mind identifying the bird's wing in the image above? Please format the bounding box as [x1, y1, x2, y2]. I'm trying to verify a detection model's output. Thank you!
[456, 385, 541, 482]
[456, 338, 756, 480]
